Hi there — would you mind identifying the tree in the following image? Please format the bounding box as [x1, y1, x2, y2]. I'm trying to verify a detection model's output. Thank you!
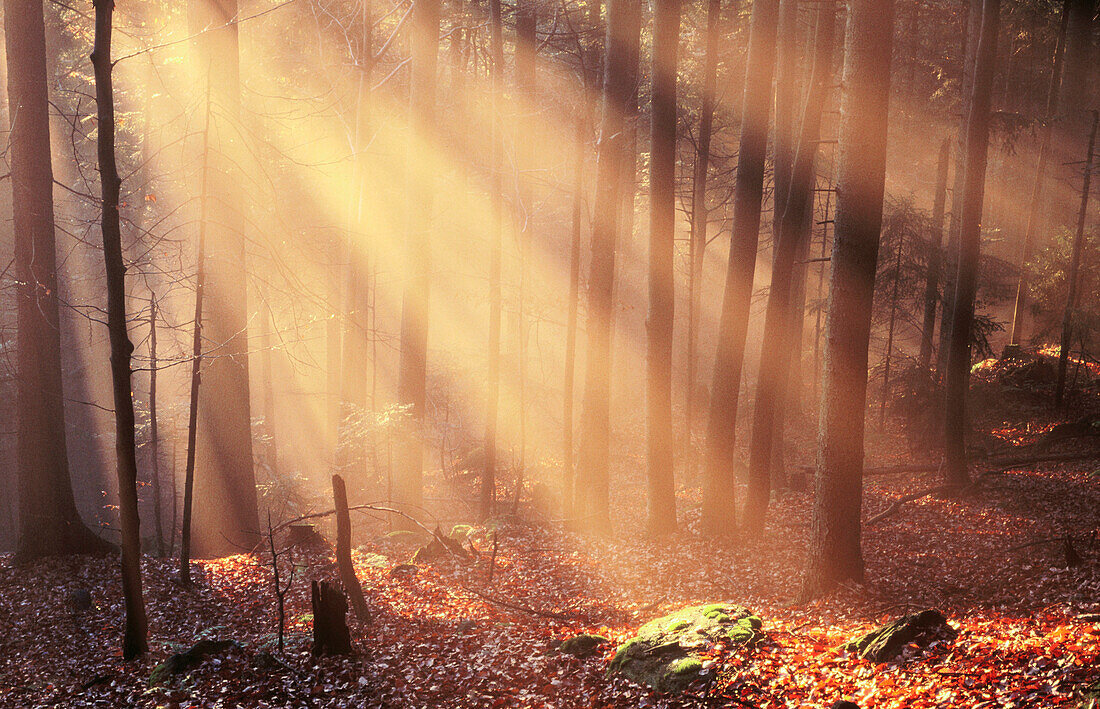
[942, 0, 1000, 490]
[576, 0, 640, 534]
[1054, 110, 1098, 406]
[701, 0, 781, 535]
[482, 0, 505, 520]
[919, 138, 951, 369]
[647, 0, 681, 534]
[190, 0, 260, 558]
[801, 0, 894, 598]
[743, 3, 836, 535]
[91, 0, 148, 659]
[395, 0, 441, 527]
[6, 0, 111, 561]
[685, 0, 723, 456]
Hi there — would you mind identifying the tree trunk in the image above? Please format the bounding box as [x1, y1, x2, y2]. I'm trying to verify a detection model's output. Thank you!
[1054, 110, 1098, 406]
[647, 0, 681, 535]
[189, 0, 259, 558]
[149, 296, 164, 557]
[91, 0, 148, 659]
[1007, 0, 1070, 347]
[686, 0, 723, 462]
[396, 0, 441, 528]
[332, 474, 369, 621]
[943, 0, 1000, 489]
[700, 0, 781, 535]
[6, 0, 111, 562]
[800, 0, 894, 599]
[311, 580, 352, 656]
[772, 0, 800, 246]
[515, 0, 538, 480]
[743, 5, 835, 536]
[878, 226, 906, 427]
[482, 0, 505, 520]
[179, 80, 213, 586]
[576, 0, 639, 534]
[919, 138, 951, 369]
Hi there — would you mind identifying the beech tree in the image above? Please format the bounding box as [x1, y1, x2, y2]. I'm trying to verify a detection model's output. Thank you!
[6, 0, 111, 561]
[801, 0, 894, 598]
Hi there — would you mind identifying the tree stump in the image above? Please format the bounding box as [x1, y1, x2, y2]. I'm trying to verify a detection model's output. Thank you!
[311, 580, 352, 656]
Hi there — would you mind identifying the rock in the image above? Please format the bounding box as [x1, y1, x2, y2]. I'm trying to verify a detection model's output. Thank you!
[285, 524, 328, 550]
[843, 609, 957, 663]
[411, 527, 469, 563]
[149, 639, 240, 686]
[68, 588, 93, 613]
[449, 524, 474, 541]
[559, 634, 609, 658]
[608, 603, 763, 693]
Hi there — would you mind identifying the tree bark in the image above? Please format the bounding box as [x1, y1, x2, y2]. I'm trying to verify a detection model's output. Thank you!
[189, 0, 259, 558]
[943, 0, 1000, 489]
[576, 0, 640, 534]
[686, 0, 723, 460]
[800, 0, 894, 598]
[311, 580, 352, 656]
[396, 0, 441, 528]
[918, 138, 951, 369]
[701, 0, 781, 536]
[149, 296, 164, 557]
[743, 4, 835, 536]
[6, 0, 111, 562]
[332, 474, 369, 622]
[91, 0, 148, 659]
[1054, 110, 1098, 406]
[647, 0, 681, 534]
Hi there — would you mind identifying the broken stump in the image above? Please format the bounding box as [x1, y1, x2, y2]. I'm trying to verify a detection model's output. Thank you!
[311, 580, 352, 656]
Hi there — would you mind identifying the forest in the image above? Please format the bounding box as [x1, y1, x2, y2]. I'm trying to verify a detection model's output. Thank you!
[0, 0, 1098, 705]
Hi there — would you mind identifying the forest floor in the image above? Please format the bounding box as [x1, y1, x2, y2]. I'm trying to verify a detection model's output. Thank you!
[2, 380, 1100, 707]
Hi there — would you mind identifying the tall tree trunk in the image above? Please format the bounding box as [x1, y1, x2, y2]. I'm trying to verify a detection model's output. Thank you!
[149, 296, 164, 557]
[937, 0, 983, 377]
[190, 0, 259, 558]
[515, 0, 538, 482]
[800, 0, 893, 599]
[686, 0, 723, 460]
[919, 138, 951, 368]
[396, 0, 441, 527]
[700, 0, 781, 535]
[943, 0, 1000, 489]
[647, 0, 681, 534]
[483, 0, 505, 520]
[1054, 110, 1098, 406]
[743, 4, 835, 536]
[179, 79, 212, 585]
[91, 0, 148, 659]
[878, 226, 906, 427]
[576, 0, 639, 534]
[772, 0, 800, 244]
[1007, 0, 1070, 347]
[6, 0, 111, 562]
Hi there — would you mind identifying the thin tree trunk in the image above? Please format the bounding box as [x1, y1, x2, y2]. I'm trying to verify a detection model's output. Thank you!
[800, 0, 894, 599]
[563, 96, 589, 523]
[179, 78, 213, 586]
[647, 0, 681, 534]
[743, 4, 835, 536]
[686, 0, 722, 471]
[1054, 110, 1098, 406]
[149, 296, 164, 557]
[943, 0, 1000, 489]
[91, 0, 148, 659]
[1007, 0, 1070, 347]
[878, 226, 906, 427]
[332, 474, 369, 621]
[515, 0, 537, 483]
[7, 0, 111, 562]
[919, 138, 951, 369]
[701, 0, 781, 536]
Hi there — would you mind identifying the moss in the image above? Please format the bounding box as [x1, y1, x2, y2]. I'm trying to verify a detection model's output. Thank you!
[449, 524, 474, 540]
[843, 609, 956, 663]
[665, 619, 690, 633]
[559, 634, 609, 657]
[669, 657, 702, 675]
[700, 604, 726, 616]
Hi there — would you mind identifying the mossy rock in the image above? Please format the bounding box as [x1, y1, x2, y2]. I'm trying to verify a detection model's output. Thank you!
[559, 633, 609, 658]
[1080, 678, 1100, 709]
[843, 609, 957, 663]
[379, 530, 427, 547]
[149, 639, 240, 686]
[608, 604, 763, 693]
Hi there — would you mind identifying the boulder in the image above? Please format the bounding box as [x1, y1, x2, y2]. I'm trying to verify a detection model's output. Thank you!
[559, 633, 609, 658]
[843, 609, 957, 663]
[149, 639, 240, 686]
[608, 604, 763, 693]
